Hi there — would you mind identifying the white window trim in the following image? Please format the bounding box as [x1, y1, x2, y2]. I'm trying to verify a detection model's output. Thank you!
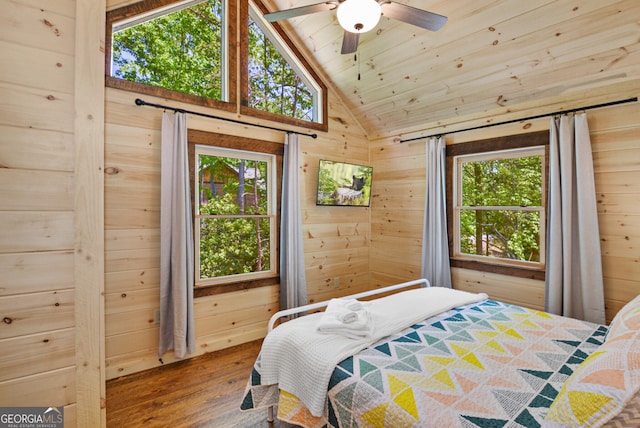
[194, 145, 277, 286]
[453, 146, 546, 269]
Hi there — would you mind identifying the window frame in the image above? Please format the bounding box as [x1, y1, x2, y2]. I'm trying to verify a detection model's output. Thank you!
[241, 0, 327, 128]
[105, 0, 328, 131]
[446, 131, 549, 281]
[188, 129, 284, 297]
[106, 0, 237, 113]
[194, 145, 277, 286]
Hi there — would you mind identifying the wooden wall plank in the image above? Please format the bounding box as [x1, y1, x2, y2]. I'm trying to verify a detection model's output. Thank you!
[193, 286, 278, 318]
[105, 248, 159, 273]
[74, 0, 106, 423]
[105, 125, 160, 171]
[0, 40, 74, 93]
[195, 303, 279, 336]
[452, 268, 545, 310]
[0, 367, 76, 407]
[0, 290, 74, 339]
[105, 309, 157, 337]
[595, 171, 640, 194]
[19, 0, 76, 19]
[0, 169, 74, 211]
[105, 288, 159, 315]
[304, 233, 370, 253]
[0, 83, 74, 133]
[597, 193, 640, 215]
[106, 328, 158, 358]
[105, 229, 161, 252]
[0, 328, 75, 382]
[0, 212, 74, 253]
[105, 207, 160, 231]
[0, 251, 74, 296]
[0, 125, 74, 172]
[105, 268, 160, 294]
[0, 0, 75, 53]
[593, 148, 640, 173]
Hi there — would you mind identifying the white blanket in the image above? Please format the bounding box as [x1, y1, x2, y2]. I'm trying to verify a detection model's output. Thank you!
[258, 287, 488, 417]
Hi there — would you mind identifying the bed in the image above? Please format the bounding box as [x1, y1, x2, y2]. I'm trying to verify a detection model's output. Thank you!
[240, 279, 640, 427]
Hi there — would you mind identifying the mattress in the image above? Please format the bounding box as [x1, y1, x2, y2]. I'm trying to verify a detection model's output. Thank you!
[241, 298, 608, 427]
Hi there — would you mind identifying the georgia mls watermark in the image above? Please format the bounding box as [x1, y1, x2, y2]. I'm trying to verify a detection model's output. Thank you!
[0, 407, 63, 428]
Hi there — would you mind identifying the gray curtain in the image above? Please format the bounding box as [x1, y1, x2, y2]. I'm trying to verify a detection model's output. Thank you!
[279, 133, 308, 309]
[159, 111, 196, 358]
[545, 113, 605, 324]
[421, 136, 452, 288]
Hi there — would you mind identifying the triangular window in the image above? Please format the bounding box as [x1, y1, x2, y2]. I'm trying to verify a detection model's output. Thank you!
[245, 1, 321, 123]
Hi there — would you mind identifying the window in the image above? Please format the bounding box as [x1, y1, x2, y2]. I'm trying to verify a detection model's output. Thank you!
[447, 131, 549, 279]
[111, 0, 228, 101]
[244, 1, 320, 123]
[106, 0, 327, 129]
[188, 130, 283, 294]
[195, 146, 276, 286]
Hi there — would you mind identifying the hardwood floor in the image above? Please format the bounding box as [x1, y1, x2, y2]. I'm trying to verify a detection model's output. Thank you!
[106, 339, 298, 427]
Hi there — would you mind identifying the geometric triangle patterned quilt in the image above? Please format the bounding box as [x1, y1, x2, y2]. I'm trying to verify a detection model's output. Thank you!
[241, 299, 608, 427]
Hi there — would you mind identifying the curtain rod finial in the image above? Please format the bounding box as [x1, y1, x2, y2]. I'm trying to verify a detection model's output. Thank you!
[135, 98, 144, 106]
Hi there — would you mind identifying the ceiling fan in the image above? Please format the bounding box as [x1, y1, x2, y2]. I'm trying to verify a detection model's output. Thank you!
[263, 0, 447, 54]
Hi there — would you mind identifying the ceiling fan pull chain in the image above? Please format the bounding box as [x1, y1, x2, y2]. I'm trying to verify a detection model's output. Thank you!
[356, 52, 361, 81]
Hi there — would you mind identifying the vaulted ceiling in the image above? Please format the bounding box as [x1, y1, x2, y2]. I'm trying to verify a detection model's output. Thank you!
[261, 0, 640, 138]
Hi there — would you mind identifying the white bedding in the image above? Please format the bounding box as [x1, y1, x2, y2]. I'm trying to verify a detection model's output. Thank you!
[258, 287, 488, 416]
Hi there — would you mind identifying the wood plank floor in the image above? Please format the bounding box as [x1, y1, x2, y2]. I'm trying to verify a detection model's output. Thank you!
[106, 339, 299, 427]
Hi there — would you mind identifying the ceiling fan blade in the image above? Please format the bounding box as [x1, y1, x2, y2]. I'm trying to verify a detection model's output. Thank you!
[380, 1, 447, 31]
[264, 2, 338, 22]
[341, 31, 360, 54]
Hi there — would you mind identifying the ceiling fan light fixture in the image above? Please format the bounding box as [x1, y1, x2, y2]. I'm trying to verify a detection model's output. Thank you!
[337, 0, 381, 33]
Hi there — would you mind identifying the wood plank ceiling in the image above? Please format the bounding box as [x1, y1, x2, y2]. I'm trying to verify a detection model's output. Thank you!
[261, 0, 640, 138]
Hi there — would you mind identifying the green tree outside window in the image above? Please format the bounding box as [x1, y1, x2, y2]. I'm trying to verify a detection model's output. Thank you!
[456, 148, 544, 265]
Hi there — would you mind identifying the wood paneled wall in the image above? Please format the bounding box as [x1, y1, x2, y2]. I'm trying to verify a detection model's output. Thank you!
[1, 0, 106, 425]
[104, 87, 371, 378]
[371, 82, 640, 323]
[0, 0, 77, 417]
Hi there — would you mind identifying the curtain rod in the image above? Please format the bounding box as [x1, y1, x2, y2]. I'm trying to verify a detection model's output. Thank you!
[134, 98, 319, 139]
[400, 97, 638, 143]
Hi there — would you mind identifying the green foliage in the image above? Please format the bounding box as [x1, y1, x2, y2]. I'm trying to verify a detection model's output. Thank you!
[247, 17, 313, 121]
[197, 154, 271, 280]
[460, 155, 542, 262]
[112, 1, 224, 100]
[317, 166, 339, 195]
[462, 157, 541, 207]
[199, 196, 271, 279]
[111, 1, 315, 121]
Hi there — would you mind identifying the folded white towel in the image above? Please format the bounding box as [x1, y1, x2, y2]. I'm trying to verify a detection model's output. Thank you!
[331, 299, 364, 324]
[345, 300, 363, 311]
[316, 299, 373, 339]
[339, 311, 358, 324]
